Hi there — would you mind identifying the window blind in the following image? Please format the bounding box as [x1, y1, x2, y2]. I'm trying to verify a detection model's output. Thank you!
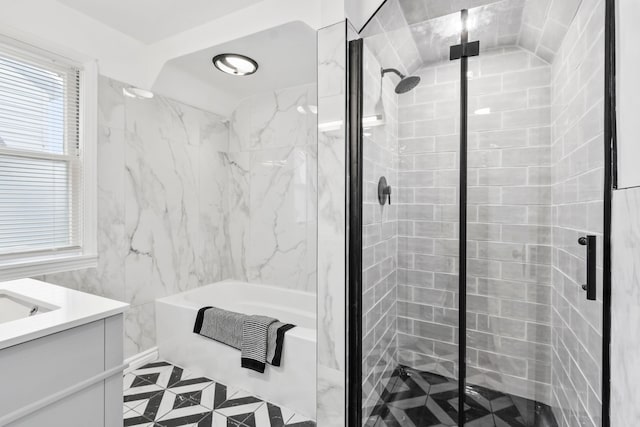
[0, 42, 82, 257]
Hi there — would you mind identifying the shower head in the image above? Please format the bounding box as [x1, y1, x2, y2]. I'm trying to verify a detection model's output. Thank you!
[395, 75, 421, 94]
[381, 68, 421, 94]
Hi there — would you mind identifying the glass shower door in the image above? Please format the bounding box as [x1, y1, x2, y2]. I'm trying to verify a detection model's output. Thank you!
[463, 2, 605, 426]
[359, 2, 462, 426]
[354, 0, 608, 426]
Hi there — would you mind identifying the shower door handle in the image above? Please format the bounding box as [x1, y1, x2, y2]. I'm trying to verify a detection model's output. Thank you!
[578, 235, 596, 301]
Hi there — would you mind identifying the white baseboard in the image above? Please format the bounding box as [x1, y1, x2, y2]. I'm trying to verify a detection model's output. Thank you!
[124, 346, 159, 373]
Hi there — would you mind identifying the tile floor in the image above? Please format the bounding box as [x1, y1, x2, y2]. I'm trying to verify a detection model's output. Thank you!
[123, 360, 316, 427]
[365, 366, 558, 427]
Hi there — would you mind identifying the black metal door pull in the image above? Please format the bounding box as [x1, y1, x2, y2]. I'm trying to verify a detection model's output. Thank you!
[578, 235, 597, 300]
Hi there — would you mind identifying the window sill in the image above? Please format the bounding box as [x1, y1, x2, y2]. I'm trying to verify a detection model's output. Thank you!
[0, 253, 98, 282]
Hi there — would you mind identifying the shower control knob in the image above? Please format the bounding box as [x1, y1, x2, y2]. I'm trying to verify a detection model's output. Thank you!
[378, 176, 392, 206]
[578, 237, 587, 245]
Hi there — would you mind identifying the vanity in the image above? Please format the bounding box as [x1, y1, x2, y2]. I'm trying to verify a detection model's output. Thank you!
[0, 279, 128, 427]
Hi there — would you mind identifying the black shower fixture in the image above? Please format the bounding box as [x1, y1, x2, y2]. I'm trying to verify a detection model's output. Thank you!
[381, 67, 420, 94]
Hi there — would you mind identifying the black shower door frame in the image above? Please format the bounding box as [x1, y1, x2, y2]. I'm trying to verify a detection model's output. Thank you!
[345, 1, 616, 425]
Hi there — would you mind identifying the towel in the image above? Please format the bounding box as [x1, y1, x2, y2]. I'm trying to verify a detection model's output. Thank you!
[193, 306, 295, 371]
[266, 321, 296, 366]
[193, 306, 243, 348]
[240, 315, 277, 372]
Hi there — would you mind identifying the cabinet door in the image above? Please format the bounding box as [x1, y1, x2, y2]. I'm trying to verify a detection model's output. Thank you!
[7, 382, 104, 427]
[0, 320, 105, 416]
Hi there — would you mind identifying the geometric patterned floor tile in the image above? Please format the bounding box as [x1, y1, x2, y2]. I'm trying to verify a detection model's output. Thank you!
[249, 403, 296, 426]
[198, 383, 239, 411]
[284, 413, 316, 427]
[123, 408, 157, 427]
[364, 365, 558, 427]
[124, 360, 316, 427]
[233, 403, 315, 427]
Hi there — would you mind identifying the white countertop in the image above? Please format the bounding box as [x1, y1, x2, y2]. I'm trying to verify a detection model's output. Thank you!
[0, 278, 128, 350]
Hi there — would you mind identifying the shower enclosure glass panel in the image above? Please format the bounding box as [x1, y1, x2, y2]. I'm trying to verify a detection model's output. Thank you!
[356, 0, 607, 426]
[360, 2, 462, 425]
[464, 1, 605, 426]
[462, 2, 563, 424]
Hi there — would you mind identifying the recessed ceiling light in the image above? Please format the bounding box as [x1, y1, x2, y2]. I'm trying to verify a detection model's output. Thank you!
[212, 53, 258, 76]
[123, 87, 154, 99]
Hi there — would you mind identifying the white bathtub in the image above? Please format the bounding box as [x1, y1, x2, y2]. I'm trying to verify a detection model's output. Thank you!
[156, 280, 317, 419]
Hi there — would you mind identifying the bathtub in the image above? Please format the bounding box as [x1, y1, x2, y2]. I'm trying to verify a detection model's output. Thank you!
[156, 280, 317, 419]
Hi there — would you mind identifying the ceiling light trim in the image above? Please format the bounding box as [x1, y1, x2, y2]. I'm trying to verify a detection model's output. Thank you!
[212, 53, 258, 76]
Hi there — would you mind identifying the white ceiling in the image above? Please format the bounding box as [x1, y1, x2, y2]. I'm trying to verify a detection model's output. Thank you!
[57, 0, 265, 44]
[163, 21, 317, 103]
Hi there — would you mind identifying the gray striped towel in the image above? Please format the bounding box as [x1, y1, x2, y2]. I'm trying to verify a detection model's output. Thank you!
[240, 315, 277, 373]
[193, 307, 295, 372]
[193, 306, 243, 348]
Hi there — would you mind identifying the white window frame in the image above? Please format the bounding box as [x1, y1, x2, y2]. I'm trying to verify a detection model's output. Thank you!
[0, 33, 98, 281]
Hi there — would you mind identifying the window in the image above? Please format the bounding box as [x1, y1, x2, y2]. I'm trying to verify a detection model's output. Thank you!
[0, 37, 97, 279]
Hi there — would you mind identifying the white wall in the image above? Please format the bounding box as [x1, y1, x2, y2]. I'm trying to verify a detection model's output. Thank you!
[615, 0, 640, 188]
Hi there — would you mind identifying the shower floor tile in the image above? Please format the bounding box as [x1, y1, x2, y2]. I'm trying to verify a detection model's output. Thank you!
[123, 360, 315, 427]
[365, 366, 558, 427]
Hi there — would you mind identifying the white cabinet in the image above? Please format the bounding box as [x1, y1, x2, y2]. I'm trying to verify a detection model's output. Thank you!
[0, 315, 125, 427]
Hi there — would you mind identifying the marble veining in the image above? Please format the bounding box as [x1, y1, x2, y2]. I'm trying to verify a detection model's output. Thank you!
[317, 21, 347, 427]
[43, 76, 230, 357]
[611, 187, 640, 427]
[227, 84, 318, 293]
[41, 75, 318, 358]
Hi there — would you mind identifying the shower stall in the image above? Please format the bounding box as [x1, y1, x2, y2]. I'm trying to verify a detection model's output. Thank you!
[347, 0, 613, 426]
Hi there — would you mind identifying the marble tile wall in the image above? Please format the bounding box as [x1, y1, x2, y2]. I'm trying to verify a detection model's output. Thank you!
[611, 3, 640, 427]
[361, 42, 400, 418]
[42, 76, 318, 359]
[395, 47, 555, 403]
[227, 84, 318, 293]
[43, 76, 231, 357]
[611, 187, 640, 427]
[549, 0, 605, 425]
[316, 21, 348, 427]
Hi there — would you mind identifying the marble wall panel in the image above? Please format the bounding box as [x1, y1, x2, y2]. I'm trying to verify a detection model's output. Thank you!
[317, 21, 348, 427]
[42, 73, 319, 358]
[611, 187, 640, 427]
[227, 85, 318, 293]
[43, 76, 229, 357]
